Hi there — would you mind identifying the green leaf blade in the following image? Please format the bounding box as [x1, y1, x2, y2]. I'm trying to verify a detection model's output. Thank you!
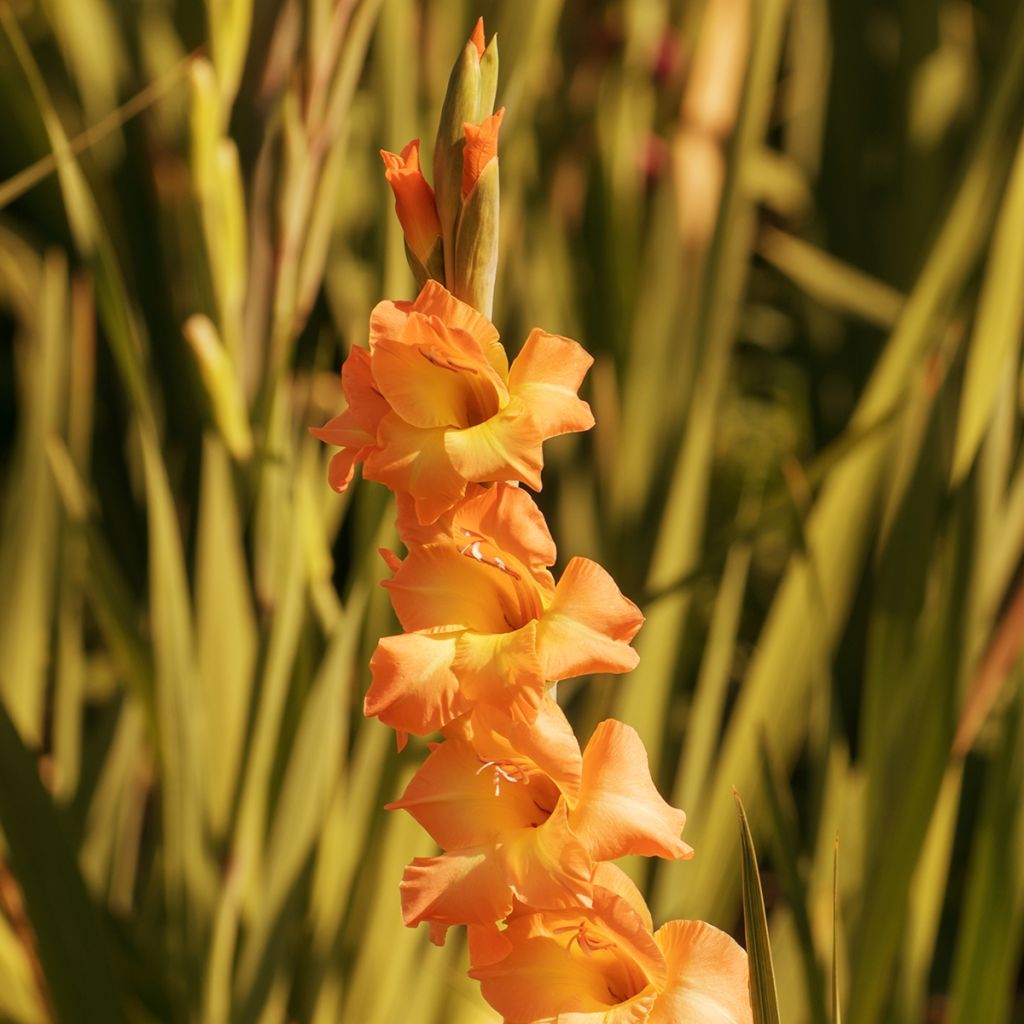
[735, 790, 781, 1024]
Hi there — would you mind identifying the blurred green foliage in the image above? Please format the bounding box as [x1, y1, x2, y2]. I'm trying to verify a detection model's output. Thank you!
[0, 0, 1023, 1021]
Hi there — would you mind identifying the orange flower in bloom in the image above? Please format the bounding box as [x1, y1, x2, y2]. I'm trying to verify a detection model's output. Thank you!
[364, 483, 643, 737]
[314, 280, 595, 524]
[390, 700, 691, 934]
[469, 885, 752, 1024]
[462, 107, 505, 199]
[380, 140, 443, 265]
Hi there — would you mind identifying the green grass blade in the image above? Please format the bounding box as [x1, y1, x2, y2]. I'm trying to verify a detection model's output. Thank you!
[139, 428, 213, 988]
[758, 226, 904, 328]
[678, 3, 1024, 928]
[759, 741, 829, 1024]
[951, 127, 1024, 484]
[615, 0, 791, 775]
[0, 7, 153, 422]
[0, 250, 65, 745]
[948, 686, 1024, 1023]
[832, 835, 841, 1024]
[195, 436, 257, 840]
[654, 532, 751, 916]
[849, 489, 972, 1024]
[898, 765, 962, 1022]
[0, 701, 127, 1024]
[735, 791, 781, 1024]
[0, 908, 47, 1024]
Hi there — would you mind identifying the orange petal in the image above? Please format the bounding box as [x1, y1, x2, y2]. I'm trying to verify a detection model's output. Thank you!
[464, 698, 583, 804]
[309, 410, 371, 450]
[398, 484, 557, 593]
[452, 623, 546, 716]
[400, 804, 593, 932]
[471, 887, 666, 1022]
[462, 108, 505, 200]
[310, 413, 374, 493]
[380, 140, 441, 264]
[310, 348, 388, 491]
[369, 297, 414, 348]
[537, 557, 644, 681]
[474, 925, 653, 1024]
[365, 630, 469, 736]
[468, 921, 512, 968]
[401, 848, 515, 928]
[572, 720, 693, 862]
[322, 446, 360, 492]
[309, 346, 385, 450]
[384, 542, 528, 634]
[363, 412, 467, 523]
[378, 547, 403, 576]
[451, 483, 557, 577]
[339, 345, 389, 434]
[386, 733, 560, 849]
[508, 328, 595, 438]
[393, 489, 450, 547]
[444, 397, 546, 490]
[412, 279, 508, 378]
[374, 310, 507, 429]
[591, 863, 655, 933]
[499, 800, 593, 910]
[648, 920, 752, 1024]
[395, 806, 593, 937]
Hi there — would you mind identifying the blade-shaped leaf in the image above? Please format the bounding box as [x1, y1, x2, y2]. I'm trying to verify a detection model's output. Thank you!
[0, 701, 127, 1023]
[735, 790, 781, 1024]
[833, 835, 842, 1024]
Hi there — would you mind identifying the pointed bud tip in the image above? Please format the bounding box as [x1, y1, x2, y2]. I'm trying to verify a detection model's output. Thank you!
[470, 17, 485, 58]
[380, 139, 422, 173]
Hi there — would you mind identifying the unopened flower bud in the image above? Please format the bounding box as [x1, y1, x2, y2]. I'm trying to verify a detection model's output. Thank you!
[453, 108, 504, 316]
[381, 140, 444, 287]
[434, 18, 499, 289]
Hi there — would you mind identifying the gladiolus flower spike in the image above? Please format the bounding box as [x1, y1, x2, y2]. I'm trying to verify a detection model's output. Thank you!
[315, 17, 754, 1024]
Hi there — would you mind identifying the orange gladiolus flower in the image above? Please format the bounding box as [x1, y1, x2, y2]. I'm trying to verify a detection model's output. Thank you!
[469, 885, 752, 1024]
[389, 700, 691, 934]
[364, 483, 643, 737]
[313, 279, 595, 524]
[380, 140, 443, 266]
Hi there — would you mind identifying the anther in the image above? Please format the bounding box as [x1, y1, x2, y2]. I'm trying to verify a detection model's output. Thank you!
[420, 348, 479, 374]
[457, 539, 522, 580]
[475, 759, 525, 796]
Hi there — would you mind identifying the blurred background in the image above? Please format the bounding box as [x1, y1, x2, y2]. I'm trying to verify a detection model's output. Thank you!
[1, 0, 1023, 1021]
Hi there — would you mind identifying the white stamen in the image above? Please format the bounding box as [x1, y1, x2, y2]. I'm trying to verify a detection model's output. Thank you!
[475, 759, 523, 796]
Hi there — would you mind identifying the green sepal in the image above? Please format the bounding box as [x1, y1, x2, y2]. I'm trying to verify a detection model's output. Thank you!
[434, 39, 482, 283]
[479, 34, 499, 122]
[404, 236, 445, 291]
[453, 156, 499, 318]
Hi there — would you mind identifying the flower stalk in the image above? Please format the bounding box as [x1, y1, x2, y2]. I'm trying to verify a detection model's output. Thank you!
[315, 17, 754, 1023]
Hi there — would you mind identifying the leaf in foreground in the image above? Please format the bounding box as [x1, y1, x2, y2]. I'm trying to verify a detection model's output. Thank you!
[735, 789, 782, 1024]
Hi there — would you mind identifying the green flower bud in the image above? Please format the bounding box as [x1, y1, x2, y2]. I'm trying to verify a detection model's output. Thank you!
[433, 19, 498, 287]
[453, 109, 504, 316]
